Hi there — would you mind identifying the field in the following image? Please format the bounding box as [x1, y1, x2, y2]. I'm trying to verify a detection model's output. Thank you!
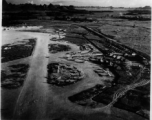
[1, 3, 151, 120]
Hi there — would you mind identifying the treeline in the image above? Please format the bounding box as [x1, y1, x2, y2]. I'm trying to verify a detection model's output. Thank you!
[3, 0, 87, 13]
[2, 0, 92, 26]
[125, 9, 151, 15]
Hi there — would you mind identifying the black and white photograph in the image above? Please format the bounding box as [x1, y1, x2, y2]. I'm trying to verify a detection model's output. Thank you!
[1, 0, 151, 120]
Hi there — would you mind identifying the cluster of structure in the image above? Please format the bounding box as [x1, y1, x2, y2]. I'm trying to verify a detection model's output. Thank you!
[61, 44, 102, 63]
[47, 63, 84, 86]
[67, 26, 150, 118]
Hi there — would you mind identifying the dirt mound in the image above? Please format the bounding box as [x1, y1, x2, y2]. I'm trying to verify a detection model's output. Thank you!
[68, 84, 105, 107]
[1, 64, 29, 89]
[47, 63, 84, 86]
[48, 44, 71, 53]
[2, 38, 36, 63]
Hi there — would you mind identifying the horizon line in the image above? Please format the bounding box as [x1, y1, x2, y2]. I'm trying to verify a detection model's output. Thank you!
[5, 2, 151, 8]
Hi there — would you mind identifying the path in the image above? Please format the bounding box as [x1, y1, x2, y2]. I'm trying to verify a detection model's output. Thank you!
[13, 33, 50, 120]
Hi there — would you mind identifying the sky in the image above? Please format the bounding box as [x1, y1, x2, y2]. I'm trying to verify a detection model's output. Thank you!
[6, 0, 151, 7]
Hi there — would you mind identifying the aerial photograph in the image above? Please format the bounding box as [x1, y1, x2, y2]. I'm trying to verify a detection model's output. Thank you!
[1, 0, 151, 120]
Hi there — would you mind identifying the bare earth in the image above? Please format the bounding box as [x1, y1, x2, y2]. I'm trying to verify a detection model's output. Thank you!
[2, 25, 148, 120]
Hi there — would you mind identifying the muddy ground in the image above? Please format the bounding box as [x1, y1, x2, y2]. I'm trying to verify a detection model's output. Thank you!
[1, 15, 150, 120]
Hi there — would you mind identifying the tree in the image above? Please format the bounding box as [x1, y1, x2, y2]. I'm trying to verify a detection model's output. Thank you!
[143, 6, 151, 9]
[110, 6, 113, 9]
[68, 5, 75, 10]
[3, 0, 8, 11]
[48, 3, 55, 10]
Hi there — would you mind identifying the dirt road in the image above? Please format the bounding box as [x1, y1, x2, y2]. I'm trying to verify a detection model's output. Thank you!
[13, 33, 50, 119]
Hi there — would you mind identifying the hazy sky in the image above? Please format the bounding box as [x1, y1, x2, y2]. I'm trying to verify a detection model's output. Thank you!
[6, 0, 151, 7]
